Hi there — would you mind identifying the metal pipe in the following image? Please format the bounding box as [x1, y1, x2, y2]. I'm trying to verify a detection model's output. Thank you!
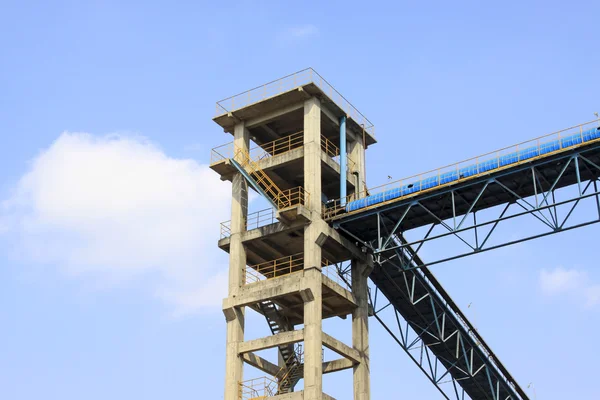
[340, 115, 347, 206]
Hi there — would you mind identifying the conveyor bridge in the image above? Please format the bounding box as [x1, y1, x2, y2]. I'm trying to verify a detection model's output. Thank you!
[331, 119, 600, 399]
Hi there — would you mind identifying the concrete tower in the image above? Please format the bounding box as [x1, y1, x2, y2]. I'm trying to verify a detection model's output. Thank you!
[210, 69, 376, 400]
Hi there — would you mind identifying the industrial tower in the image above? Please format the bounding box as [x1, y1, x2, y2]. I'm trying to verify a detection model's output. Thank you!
[211, 69, 376, 400]
[211, 69, 600, 400]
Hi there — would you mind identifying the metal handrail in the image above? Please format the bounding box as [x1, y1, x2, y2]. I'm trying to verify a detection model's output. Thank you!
[214, 67, 375, 137]
[211, 132, 356, 172]
[251, 131, 304, 160]
[274, 344, 304, 393]
[220, 221, 232, 239]
[220, 208, 277, 239]
[321, 259, 352, 291]
[323, 119, 600, 219]
[245, 253, 351, 288]
[246, 253, 304, 284]
[275, 187, 309, 209]
[210, 142, 234, 165]
[320, 135, 357, 172]
[233, 147, 293, 208]
[239, 377, 277, 399]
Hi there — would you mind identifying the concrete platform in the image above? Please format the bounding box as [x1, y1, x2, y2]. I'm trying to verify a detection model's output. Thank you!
[210, 146, 358, 200]
[218, 218, 358, 266]
[246, 272, 358, 326]
[214, 82, 376, 148]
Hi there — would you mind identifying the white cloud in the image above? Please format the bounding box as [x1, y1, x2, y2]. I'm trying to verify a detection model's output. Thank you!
[539, 267, 586, 294]
[539, 267, 600, 308]
[1, 132, 232, 316]
[278, 24, 319, 43]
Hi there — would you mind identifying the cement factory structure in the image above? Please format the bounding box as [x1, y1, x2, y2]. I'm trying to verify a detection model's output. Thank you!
[210, 68, 600, 399]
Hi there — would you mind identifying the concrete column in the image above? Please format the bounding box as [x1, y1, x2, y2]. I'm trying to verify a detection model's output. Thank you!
[303, 97, 323, 400]
[349, 133, 367, 197]
[224, 121, 249, 400]
[352, 258, 371, 400]
[303, 267, 323, 400]
[230, 122, 250, 240]
[303, 97, 322, 213]
[303, 97, 322, 272]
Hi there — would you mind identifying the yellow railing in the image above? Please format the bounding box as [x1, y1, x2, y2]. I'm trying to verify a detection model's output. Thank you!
[212, 132, 356, 173]
[239, 377, 277, 400]
[323, 119, 600, 220]
[213, 144, 309, 210]
[215, 67, 375, 138]
[246, 253, 304, 284]
[250, 131, 304, 160]
[275, 187, 309, 209]
[211, 133, 303, 166]
[320, 135, 356, 172]
[245, 253, 351, 289]
[233, 147, 293, 208]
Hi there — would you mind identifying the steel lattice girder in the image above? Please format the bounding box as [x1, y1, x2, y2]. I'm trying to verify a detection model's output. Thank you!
[368, 244, 527, 400]
[332, 143, 600, 399]
[335, 143, 600, 269]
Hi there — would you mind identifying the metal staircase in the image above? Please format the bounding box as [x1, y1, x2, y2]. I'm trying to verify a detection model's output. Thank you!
[258, 300, 303, 394]
[231, 147, 292, 209]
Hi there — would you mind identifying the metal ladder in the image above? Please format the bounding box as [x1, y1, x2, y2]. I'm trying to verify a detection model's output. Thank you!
[233, 148, 291, 209]
[258, 300, 303, 393]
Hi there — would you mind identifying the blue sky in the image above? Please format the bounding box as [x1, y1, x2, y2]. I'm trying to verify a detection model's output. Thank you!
[1, 1, 600, 399]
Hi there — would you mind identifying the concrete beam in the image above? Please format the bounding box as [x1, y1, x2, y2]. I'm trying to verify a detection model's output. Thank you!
[246, 101, 304, 129]
[269, 389, 334, 400]
[242, 352, 281, 376]
[241, 219, 307, 242]
[323, 358, 354, 374]
[321, 104, 340, 127]
[322, 332, 361, 364]
[218, 218, 308, 249]
[271, 392, 304, 400]
[256, 147, 303, 170]
[320, 151, 359, 189]
[322, 275, 357, 307]
[321, 104, 359, 144]
[260, 123, 280, 142]
[239, 329, 304, 354]
[222, 272, 307, 309]
[316, 220, 366, 262]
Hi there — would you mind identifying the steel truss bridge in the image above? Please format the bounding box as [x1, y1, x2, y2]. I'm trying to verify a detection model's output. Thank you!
[331, 120, 600, 399]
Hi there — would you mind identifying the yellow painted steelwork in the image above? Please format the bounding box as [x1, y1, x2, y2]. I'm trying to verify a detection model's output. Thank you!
[245, 253, 351, 290]
[245, 253, 304, 284]
[238, 377, 277, 400]
[274, 344, 304, 394]
[211, 131, 356, 172]
[251, 131, 304, 160]
[321, 134, 356, 172]
[232, 146, 310, 210]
